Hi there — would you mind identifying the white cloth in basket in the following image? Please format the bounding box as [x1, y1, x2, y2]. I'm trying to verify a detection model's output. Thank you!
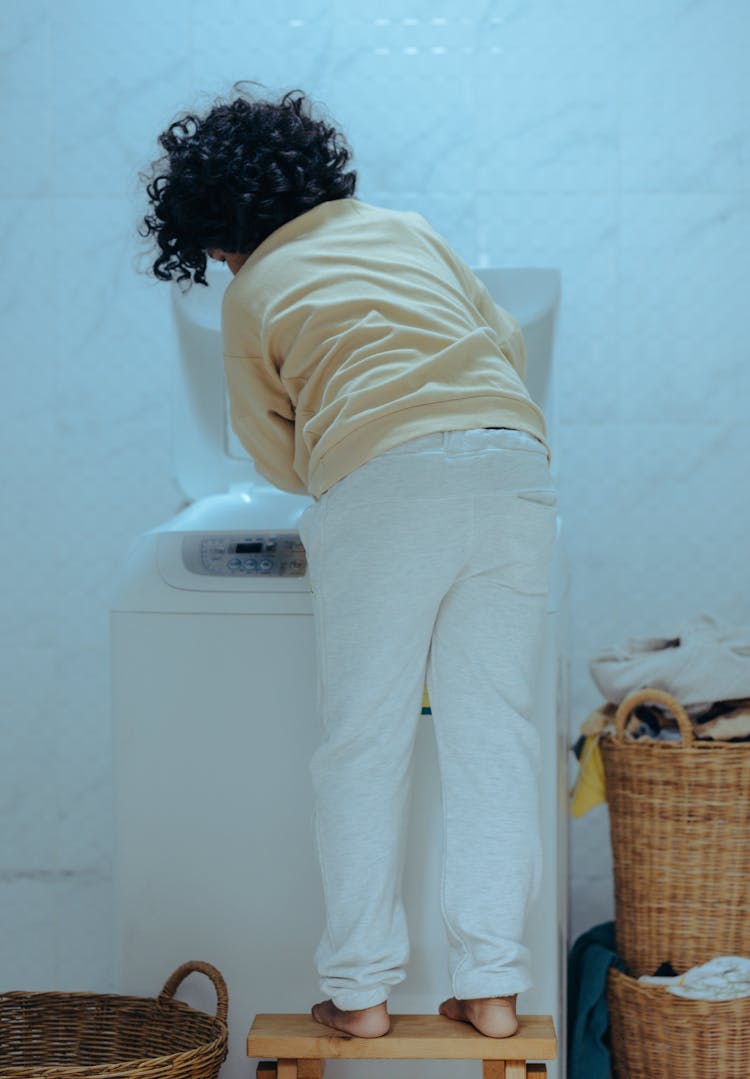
[640, 956, 750, 1001]
[589, 612, 750, 707]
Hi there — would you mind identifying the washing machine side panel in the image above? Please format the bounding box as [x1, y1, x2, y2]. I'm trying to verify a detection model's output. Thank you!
[111, 611, 323, 1074]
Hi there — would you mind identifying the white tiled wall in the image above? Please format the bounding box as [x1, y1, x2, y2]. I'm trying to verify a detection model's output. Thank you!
[1, 0, 749, 990]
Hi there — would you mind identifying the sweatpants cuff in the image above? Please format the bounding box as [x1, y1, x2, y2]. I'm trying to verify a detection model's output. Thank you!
[329, 988, 390, 1010]
[453, 974, 533, 1000]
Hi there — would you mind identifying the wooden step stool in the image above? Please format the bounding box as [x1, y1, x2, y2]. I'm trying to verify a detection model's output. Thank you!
[248, 1012, 556, 1078]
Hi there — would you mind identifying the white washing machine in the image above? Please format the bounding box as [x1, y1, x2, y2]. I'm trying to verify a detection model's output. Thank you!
[110, 265, 570, 1079]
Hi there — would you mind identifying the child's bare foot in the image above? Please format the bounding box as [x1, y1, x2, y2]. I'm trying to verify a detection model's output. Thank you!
[311, 998, 390, 1038]
[438, 994, 519, 1038]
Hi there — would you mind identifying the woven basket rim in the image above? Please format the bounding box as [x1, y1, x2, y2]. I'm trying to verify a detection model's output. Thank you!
[0, 989, 223, 1017]
[596, 687, 750, 750]
[599, 731, 750, 751]
[0, 991, 226, 1031]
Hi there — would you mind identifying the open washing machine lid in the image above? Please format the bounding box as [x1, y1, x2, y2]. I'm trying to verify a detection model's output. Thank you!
[169, 264, 561, 505]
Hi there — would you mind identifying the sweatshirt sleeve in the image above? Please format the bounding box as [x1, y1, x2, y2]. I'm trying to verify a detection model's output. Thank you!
[470, 279, 527, 382]
[222, 352, 308, 495]
[221, 288, 308, 496]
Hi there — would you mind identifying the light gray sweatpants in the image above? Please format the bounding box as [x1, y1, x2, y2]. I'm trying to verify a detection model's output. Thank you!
[297, 426, 557, 1011]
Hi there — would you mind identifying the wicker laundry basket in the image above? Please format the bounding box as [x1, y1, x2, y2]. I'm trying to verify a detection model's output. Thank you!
[0, 960, 228, 1078]
[599, 687, 750, 977]
[607, 965, 750, 1078]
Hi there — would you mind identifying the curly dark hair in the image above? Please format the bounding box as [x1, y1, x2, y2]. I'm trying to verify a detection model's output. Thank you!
[137, 81, 357, 289]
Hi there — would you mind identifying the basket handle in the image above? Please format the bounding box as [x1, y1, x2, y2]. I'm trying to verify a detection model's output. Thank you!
[613, 687, 694, 745]
[158, 961, 229, 1025]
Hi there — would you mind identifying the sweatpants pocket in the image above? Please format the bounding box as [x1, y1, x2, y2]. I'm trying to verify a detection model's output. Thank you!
[516, 487, 558, 506]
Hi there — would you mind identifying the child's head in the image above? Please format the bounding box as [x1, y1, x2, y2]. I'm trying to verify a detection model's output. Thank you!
[138, 82, 357, 289]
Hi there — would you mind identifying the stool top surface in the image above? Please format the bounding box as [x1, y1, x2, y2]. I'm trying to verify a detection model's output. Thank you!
[247, 1013, 557, 1060]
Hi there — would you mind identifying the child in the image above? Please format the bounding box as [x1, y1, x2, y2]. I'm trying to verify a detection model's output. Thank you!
[139, 84, 557, 1041]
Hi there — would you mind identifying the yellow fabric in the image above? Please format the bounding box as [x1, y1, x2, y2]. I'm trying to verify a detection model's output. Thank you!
[422, 684, 430, 712]
[570, 734, 607, 817]
[221, 197, 550, 499]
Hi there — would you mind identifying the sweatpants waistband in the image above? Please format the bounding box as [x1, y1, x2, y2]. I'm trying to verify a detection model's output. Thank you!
[375, 426, 548, 458]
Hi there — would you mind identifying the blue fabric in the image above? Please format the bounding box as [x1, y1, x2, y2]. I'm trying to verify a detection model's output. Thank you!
[567, 921, 627, 1079]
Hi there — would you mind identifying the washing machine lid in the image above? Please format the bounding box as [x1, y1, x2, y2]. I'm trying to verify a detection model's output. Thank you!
[170, 265, 560, 503]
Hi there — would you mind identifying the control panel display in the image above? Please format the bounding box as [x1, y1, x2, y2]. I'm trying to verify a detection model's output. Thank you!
[181, 533, 307, 578]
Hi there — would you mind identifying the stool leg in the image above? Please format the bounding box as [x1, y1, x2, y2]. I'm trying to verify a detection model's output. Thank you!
[298, 1063, 325, 1078]
[483, 1063, 528, 1079]
[277, 1061, 299, 1079]
[257, 1059, 324, 1078]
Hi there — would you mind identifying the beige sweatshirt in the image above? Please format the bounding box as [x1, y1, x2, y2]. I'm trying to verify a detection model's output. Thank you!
[221, 197, 550, 499]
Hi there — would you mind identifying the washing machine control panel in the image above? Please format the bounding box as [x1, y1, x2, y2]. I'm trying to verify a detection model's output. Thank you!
[181, 533, 307, 577]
